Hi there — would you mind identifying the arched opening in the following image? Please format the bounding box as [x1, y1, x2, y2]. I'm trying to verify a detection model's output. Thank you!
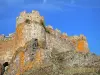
[0, 62, 9, 75]
[3, 62, 9, 68]
[3, 62, 9, 74]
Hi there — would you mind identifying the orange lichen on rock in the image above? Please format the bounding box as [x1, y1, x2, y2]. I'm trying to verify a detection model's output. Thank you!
[24, 49, 43, 72]
[16, 49, 43, 75]
[16, 23, 24, 46]
[24, 50, 43, 71]
[23, 62, 34, 72]
[77, 40, 86, 52]
[16, 51, 25, 75]
[16, 70, 20, 75]
[35, 50, 42, 63]
[19, 51, 25, 73]
[60, 35, 67, 39]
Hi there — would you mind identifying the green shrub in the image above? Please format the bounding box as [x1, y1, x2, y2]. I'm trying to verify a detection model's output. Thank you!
[46, 29, 50, 34]
[40, 20, 46, 29]
[40, 20, 51, 34]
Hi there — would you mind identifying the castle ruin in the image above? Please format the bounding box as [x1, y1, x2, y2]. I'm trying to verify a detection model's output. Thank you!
[0, 10, 90, 75]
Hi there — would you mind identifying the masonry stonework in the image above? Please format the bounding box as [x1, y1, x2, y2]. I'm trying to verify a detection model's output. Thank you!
[0, 10, 89, 63]
[0, 10, 92, 75]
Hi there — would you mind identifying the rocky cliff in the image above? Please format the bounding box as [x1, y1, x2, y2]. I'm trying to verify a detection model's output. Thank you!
[0, 10, 100, 75]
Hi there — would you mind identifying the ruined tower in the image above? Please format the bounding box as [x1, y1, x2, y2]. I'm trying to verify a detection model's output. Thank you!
[16, 10, 46, 48]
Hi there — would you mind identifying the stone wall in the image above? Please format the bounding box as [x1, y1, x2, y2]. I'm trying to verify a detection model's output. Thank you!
[0, 35, 16, 64]
[68, 35, 89, 53]
[46, 33, 75, 53]
[0, 10, 89, 68]
[16, 10, 89, 54]
[45, 25, 89, 54]
[22, 22, 46, 47]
